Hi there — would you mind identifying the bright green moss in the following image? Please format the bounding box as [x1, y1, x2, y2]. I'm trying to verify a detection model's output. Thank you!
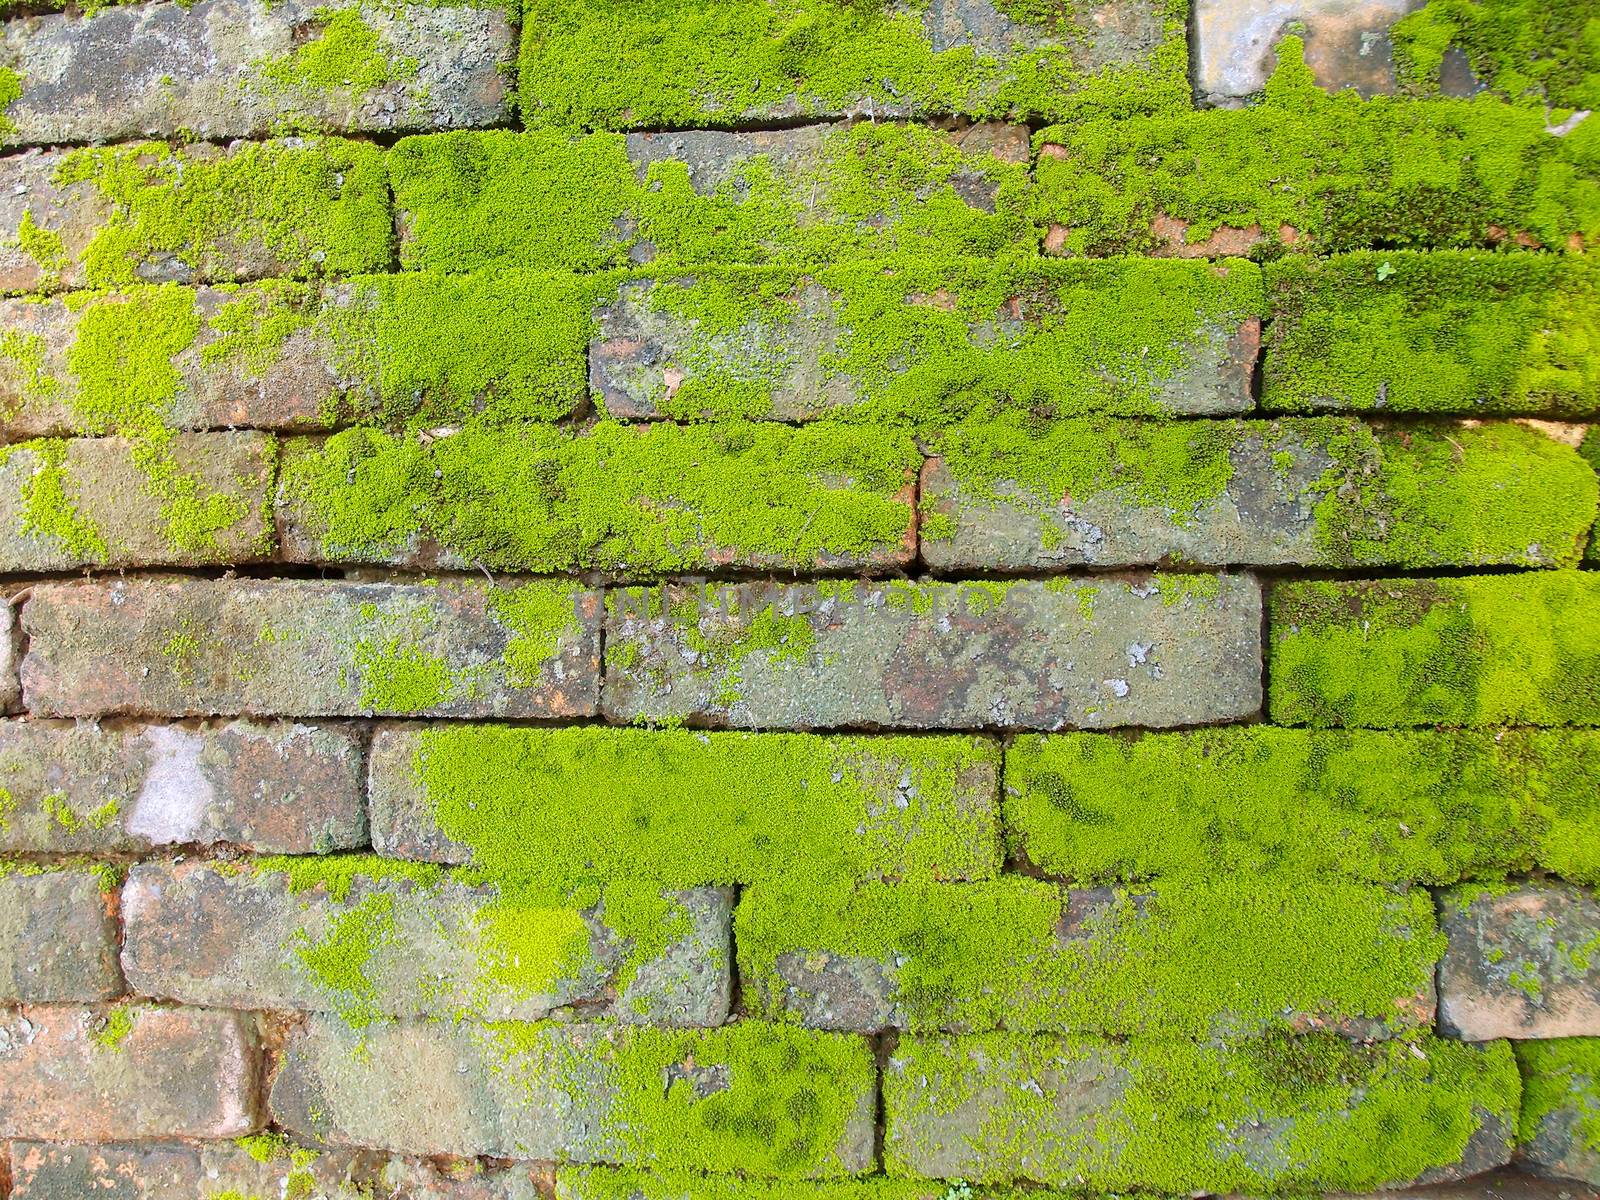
[1391, 0, 1600, 109]
[1517, 1039, 1600, 1152]
[1269, 571, 1600, 727]
[10, 439, 107, 561]
[886, 1033, 1517, 1190]
[1006, 727, 1600, 885]
[200, 282, 312, 375]
[1034, 38, 1600, 257]
[51, 139, 391, 286]
[557, 1166, 951, 1200]
[63, 286, 201, 434]
[15, 210, 66, 290]
[281, 419, 918, 574]
[90, 1005, 134, 1051]
[291, 890, 396, 1029]
[255, 7, 415, 121]
[1265, 252, 1600, 413]
[0, 66, 21, 140]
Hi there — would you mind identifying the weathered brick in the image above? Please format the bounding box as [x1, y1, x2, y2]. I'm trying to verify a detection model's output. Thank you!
[271, 1017, 876, 1176]
[1516, 1040, 1600, 1187]
[0, 1004, 260, 1140]
[0, 433, 274, 569]
[1268, 572, 1600, 728]
[518, 0, 1187, 127]
[883, 1033, 1518, 1189]
[20, 577, 600, 719]
[602, 574, 1262, 731]
[591, 262, 1261, 422]
[0, 0, 513, 146]
[276, 421, 918, 574]
[0, 139, 391, 295]
[122, 860, 731, 1026]
[0, 601, 18, 712]
[1003, 728, 1600, 885]
[0, 868, 121, 1002]
[738, 876, 1437, 1037]
[370, 725, 1001, 885]
[1439, 884, 1600, 1041]
[557, 1167, 948, 1200]
[922, 418, 1596, 571]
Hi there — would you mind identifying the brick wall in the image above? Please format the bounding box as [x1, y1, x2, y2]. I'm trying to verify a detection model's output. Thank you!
[0, 0, 1598, 1197]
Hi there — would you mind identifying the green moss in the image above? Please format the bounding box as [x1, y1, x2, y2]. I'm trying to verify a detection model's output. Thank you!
[292, 890, 396, 1029]
[63, 286, 200, 434]
[1006, 727, 1600, 885]
[1269, 571, 1600, 727]
[281, 419, 917, 574]
[557, 1167, 954, 1200]
[885, 1033, 1518, 1190]
[255, 7, 415, 125]
[1391, 0, 1600, 109]
[1034, 38, 1600, 257]
[233, 1133, 291, 1165]
[1517, 1039, 1600, 1152]
[517, 0, 1188, 128]
[43, 792, 119, 834]
[90, 1005, 134, 1051]
[200, 283, 313, 376]
[12, 439, 107, 561]
[0, 66, 22, 140]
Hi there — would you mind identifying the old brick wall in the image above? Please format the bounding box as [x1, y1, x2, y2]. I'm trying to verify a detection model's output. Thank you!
[0, 0, 1598, 1196]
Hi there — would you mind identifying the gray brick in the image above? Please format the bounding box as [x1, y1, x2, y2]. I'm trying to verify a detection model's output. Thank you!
[602, 574, 1262, 730]
[1440, 883, 1600, 1041]
[21, 577, 600, 719]
[122, 861, 731, 1026]
[0, 0, 513, 146]
[0, 868, 122, 1002]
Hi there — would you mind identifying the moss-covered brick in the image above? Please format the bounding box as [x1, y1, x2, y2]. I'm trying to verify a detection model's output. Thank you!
[922, 416, 1597, 571]
[392, 122, 1034, 275]
[516, 0, 1188, 129]
[1033, 38, 1600, 259]
[1264, 252, 1600, 414]
[1005, 727, 1600, 886]
[1390, 0, 1600, 109]
[738, 875, 1438, 1038]
[557, 1167, 950, 1200]
[592, 260, 1263, 422]
[0, 866, 123, 1002]
[885, 1033, 1518, 1189]
[1269, 571, 1600, 728]
[0, 139, 391, 294]
[1517, 1039, 1600, 1185]
[122, 859, 731, 1028]
[277, 421, 918, 575]
[370, 725, 1001, 887]
[271, 1015, 875, 1174]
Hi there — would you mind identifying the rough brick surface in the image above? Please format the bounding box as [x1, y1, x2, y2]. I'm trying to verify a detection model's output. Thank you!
[272, 1016, 876, 1175]
[122, 861, 732, 1026]
[0, 603, 19, 711]
[0, 1004, 260, 1139]
[0, 434, 274, 569]
[603, 575, 1262, 730]
[0, 0, 514, 145]
[1439, 884, 1600, 1041]
[0, 868, 122, 1002]
[21, 577, 600, 719]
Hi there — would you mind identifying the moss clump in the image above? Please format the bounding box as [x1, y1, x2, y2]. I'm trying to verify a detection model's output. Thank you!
[51, 138, 391, 287]
[1265, 252, 1600, 414]
[9, 439, 108, 561]
[556, 1166, 949, 1200]
[1517, 1039, 1600, 1153]
[886, 1033, 1517, 1190]
[517, 0, 1188, 129]
[1034, 38, 1600, 257]
[1269, 571, 1600, 727]
[254, 6, 415, 127]
[1391, 0, 1600, 109]
[740, 875, 1440, 1037]
[0, 66, 22, 140]
[89, 1005, 134, 1051]
[281, 419, 917, 574]
[1006, 727, 1600, 885]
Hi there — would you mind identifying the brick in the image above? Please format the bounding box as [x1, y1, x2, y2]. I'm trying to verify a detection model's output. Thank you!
[517, 0, 1187, 127]
[0, 602, 18, 711]
[0, 433, 274, 569]
[20, 577, 600, 719]
[557, 1167, 948, 1200]
[0, 868, 121, 1002]
[370, 725, 1001, 884]
[0, 0, 513, 146]
[271, 1016, 876, 1176]
[1268, 572, 1600, 728]
[122, 860, 732, 1026]
[883, 1033, 1518, 1189]
[1263, 253, 1600, 415]
[1439, 884, 1600, 1041]
[0, 718, 365, 854]
[0, 139, 391, 295]
[1003, 728, 1600, 885]
[923, 418, 1596, 571]
[739, 876, 1437, 1037]
[0, 1004, 260, 1140]
[276, 421, 918, 574]
[591, 261, 1261, 422]
[602, 574, 1262, 731]
[1516, 1040, 1600, 1187]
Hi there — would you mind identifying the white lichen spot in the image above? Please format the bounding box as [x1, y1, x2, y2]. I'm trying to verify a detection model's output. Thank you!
[127, 726, 214, 845]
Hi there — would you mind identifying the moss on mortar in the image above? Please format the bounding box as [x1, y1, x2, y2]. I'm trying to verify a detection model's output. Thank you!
[1391, 0, 1599, 109]
[556, 1166, 952, 1200]
[1517, 1039, 1600, 1153]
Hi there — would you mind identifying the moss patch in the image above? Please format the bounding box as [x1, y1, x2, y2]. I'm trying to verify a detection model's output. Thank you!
[557, 1166, 950, 1200]
[1517, 1038, 1600, 1153]
[1391, 0, 1600, 109]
